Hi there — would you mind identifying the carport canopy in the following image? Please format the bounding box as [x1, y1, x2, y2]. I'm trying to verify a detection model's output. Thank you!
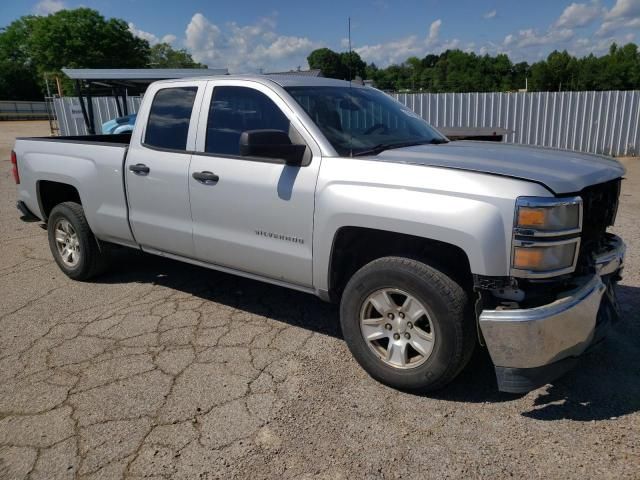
[62, 67, 228, 134]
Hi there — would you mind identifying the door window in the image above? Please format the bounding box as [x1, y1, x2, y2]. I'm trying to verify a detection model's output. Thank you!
[205, 86, 290, 155]
[145, 87, 198, 151]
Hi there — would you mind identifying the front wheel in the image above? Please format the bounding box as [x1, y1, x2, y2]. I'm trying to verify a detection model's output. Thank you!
[47, 202, 108, 280]
[340, 256, 475, 392]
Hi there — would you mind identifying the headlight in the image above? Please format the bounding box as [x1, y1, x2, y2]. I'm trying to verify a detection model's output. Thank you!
[511, 196, 582, 278]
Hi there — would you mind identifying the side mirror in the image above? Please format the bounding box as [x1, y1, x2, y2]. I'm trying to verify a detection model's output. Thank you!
[239, 129, 306, 165]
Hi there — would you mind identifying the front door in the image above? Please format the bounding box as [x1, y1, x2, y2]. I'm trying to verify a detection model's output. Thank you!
[188, 82, 321, 287]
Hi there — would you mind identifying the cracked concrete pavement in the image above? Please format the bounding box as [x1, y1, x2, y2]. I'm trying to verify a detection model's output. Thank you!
[0, 121, 638, 479]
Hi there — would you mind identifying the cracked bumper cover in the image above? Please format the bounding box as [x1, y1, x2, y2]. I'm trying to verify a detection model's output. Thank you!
[479, 234, 625, 393]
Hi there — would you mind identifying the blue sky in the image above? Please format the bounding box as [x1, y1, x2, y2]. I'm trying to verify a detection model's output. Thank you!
[2, 0, 639, 72]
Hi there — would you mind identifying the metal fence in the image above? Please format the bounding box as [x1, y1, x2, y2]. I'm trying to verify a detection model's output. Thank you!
[394, 90, 640, 157]
[53, 96, 142, 136]
[52, 91, 640, 156]
[0, 100, 49, 120]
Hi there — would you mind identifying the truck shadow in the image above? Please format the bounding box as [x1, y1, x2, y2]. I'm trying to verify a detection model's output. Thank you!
[431, 285, 640, 421]
[97, 249, 640, 421]
[98, 248, 341, 339]
[519, 284, 640, 422]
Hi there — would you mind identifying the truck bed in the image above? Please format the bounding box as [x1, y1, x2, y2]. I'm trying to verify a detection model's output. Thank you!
[14, 133, 136, 248]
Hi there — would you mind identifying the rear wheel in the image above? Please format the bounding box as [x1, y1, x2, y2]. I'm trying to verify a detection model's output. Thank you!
[47, 202, 108, 280]
[340, 256, 474, 392]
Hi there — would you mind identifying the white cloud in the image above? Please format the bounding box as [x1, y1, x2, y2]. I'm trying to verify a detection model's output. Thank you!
[33, 0, 65, 15]
[503, 27, 574, 49]
[161, 34, 177, 44]
[128, 22, 160, 44]
[128, 22, 177, 45]
[356, 36, 424, 65]
[427, 19, 441, 45]
[483, 9, 497, 19]
[605, 0, 640, 19]
[184, 13, 319, 72]
[555, 2, 603, 28]
[354, 19, 447, 66]
[597, 0, 640, 35]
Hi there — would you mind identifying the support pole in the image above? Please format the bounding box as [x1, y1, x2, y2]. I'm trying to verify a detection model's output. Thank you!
[86, 83, 96, 135]
[113, 88, 123, 117]
[75, 80, 92, 135]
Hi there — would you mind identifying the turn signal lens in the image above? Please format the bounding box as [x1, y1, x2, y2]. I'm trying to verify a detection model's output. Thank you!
[517, 207, 546, 227]
[515, 198, 582, 232]
[513, 248, 544, 269]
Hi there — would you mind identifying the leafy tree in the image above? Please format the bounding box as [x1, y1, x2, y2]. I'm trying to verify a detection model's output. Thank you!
[308, 45, 639, 93]
[148, 43, 206, 68]
[307, 48, 343, 78]
[0, 8, 150, 98]
[339, 51, 366, 80]
[529, 50, 577, 91]
[0, 16, 41, 99]
[307, 48, 366, 80]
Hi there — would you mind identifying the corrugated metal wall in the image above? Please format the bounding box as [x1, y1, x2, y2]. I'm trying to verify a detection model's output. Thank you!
[394, 91, 640, 156]
[53, 96, 142, 136]
[54, 91, 640, 156]
[0, 101, 48, 120]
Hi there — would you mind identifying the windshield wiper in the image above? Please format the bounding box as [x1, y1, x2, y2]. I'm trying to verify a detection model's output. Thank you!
[352, 138, 448, 157]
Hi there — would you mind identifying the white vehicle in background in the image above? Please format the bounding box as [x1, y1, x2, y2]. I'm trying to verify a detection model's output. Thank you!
[12, 75, 626, 393]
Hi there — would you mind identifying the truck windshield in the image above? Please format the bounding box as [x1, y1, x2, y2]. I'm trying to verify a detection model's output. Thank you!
[285, 86, 447, 156]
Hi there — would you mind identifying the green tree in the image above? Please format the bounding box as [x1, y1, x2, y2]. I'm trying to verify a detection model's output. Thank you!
[148, 42, 206, 68]
[339, 51, 366, 80]
[0, 16, 41, 99]
[307, 48, 343, 78]
[530, 50, 578, 91]
[307, 48, 366, 80]
[0, 8, 150, 98]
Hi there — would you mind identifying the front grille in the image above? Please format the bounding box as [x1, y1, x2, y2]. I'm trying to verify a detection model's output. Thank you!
[576, 178, 621, 273]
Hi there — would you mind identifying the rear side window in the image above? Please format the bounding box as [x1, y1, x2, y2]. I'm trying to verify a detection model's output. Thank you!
[145, 87, 198, 151]
[206, 86, 290, 155]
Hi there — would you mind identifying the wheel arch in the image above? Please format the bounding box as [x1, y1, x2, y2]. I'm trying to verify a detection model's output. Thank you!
[37, 180, 82, 221]
[325, 226, 473, 302]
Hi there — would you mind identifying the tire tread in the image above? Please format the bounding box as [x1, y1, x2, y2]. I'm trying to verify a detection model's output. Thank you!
[47, 201, 108, 280]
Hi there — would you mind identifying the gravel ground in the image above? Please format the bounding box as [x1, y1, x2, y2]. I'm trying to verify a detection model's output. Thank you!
[0, 121, 638, 479]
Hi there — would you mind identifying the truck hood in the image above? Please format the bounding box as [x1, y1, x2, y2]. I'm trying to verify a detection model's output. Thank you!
[373, 141, 625, 194]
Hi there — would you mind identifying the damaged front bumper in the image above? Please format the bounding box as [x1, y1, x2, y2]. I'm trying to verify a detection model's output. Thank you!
[479, 234, 625, 393]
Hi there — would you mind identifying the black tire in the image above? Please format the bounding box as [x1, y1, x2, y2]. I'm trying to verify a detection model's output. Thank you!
[340, 256, 475, 392]
[47, 202, 108, 280]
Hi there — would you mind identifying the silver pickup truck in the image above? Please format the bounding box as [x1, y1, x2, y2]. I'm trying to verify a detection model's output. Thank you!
[13, 75, 626, 393]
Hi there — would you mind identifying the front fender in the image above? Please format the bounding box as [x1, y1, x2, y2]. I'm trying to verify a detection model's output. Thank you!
[312, 158, 553, 291]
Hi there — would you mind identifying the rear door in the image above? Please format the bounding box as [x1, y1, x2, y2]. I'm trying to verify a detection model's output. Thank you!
[125, 82, 204, 257]
[188, 80, 322, 287]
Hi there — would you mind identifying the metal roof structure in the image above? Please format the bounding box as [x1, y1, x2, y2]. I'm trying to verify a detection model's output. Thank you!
[62, 68, 227, 81]
[62, 68, 228, 135]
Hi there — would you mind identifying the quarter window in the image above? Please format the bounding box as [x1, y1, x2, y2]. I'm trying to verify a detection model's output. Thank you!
[145, 87, 198, 151]
[205, 86, 290, 155]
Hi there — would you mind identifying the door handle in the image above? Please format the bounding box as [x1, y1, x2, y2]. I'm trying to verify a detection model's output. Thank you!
[192, 171, 219, 184]
[129, 163, 150, 175]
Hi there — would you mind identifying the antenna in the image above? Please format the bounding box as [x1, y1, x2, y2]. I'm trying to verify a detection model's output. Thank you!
[348, 16, 353, 157]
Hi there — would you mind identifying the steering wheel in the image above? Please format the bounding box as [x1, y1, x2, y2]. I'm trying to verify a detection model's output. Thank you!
[363, 123, 388, 135]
